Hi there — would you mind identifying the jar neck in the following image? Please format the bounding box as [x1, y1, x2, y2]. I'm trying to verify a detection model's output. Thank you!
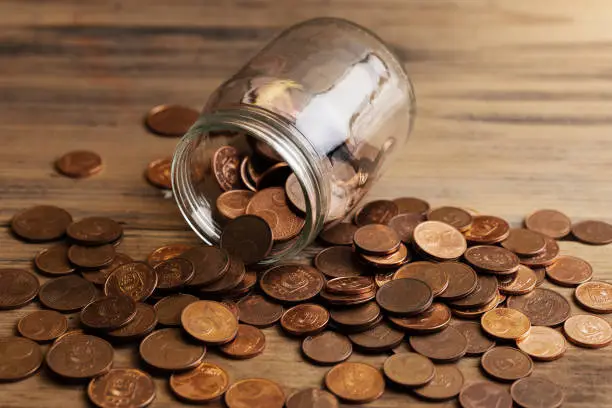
[172, 105, 329, 264]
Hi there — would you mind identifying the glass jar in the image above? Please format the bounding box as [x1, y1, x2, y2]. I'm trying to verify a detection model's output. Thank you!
[172, 17, 415, 264]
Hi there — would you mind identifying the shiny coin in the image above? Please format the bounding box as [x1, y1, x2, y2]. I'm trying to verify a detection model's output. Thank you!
[389, 303, 451, 333]
[449, 275, 498, 309]
[393, 197, 430, 216]
[39, 275, 96, 312]
[325, 362, 384, 403]
[220, 215, 273, 264]
[246, 187, 305, 241]
[464, 215, 510, 244]
[507, 288, 570, 327]
[564, 314, 612, 348]
[68, 244, 115, 269]
[436, 262, 478, 300]
[318, 223, 358, 246]
[359, 243, 410, 268]
[181, 245, 230, 287]
[146, 157, 172, 189]
[459, 382, 512, 408]
[376, 278, 433, 316]
[46, 334, 114, 379]
[88, 368, 156, 408]
[427, 206, 473, 232]
[348, 322, 404, 351]
[0, 337, 43, 381]
[67, 217, 122, 245]
[219, 324, 266, 359]
[144, 104, 199, 136]
[353, 224, 401, 255]
[80, 296, 137, 331]
[383, 352, 435, 387]
[545, 255, 593, 287]
[105, 262, 158, 302]
[511, 377, 564, 408]
[216, 190, 254, 220]
[354, 200, 399, 226]
[55, 150, 103, 178]
[34, 245, 75, 275]
[481, 308, 531, 340]
[11, 205, 72, 242]
[17, 310, 68, 342]
[465, 245, 519, 275]
[108, 303, 158, 340]
[412, 364, 464, 401]
[571, 220, 612, 245]
[326, 276, 375, 295]
[281, 303, 329, 336]
[181, 300, 238, 344]
[302, 331, 352, 365]
[170, 362, 230, 402]
[261, 264, 324, 303]
[394, 261, 449, 296]
[516, 326, 566, 361]
[154, 257, 195, 290]
[213, 145, 242, 191]
[575, 281, 612, 313]
[387, 213, 423, 243]
[225, 378, 285, 408]
[237, 294, 284, 327]
[525, 209, 571, 239]
[481, 346, 534, 381]
[140, 328, 205, 371]
[409, 326, 468, 362]
[413, 220, 467, 260]
[154, 293, 198, 326]
[81, 252, 133, 285]
[0, 269, 39, 310]
[453, 321, 495, 355]
[501, 228, 547, 256]
[519, 235, 560, 267]
[147, 243, 193, 267]
[329, 302, 381, 330]
[285, 389, 338, 408]
[314, 246, 367, 278]
[498, 265, 538, 295]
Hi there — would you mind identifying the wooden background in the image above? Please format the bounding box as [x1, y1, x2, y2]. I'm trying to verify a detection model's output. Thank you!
[2, 0, 612, 407]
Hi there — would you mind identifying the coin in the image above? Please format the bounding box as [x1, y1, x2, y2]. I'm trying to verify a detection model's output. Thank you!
[39, 275, 96, 312]
[108, 303, 158, 340]
[261, 264, 324, 303]
[376, 278, 433, 315]
[237, 294, 284, 327]
[68, 244, 115, 269]
[222, 269, 257, 298]
[246, 187, 305, 241]
[387, 213, 423, 243]
[105, 262, 158, 302]
[154, 293, 199, 326]
[409, 326, 468, 362]
[285, 389, 338, 408]
[34, 245, 75, 275]
[453, 321, 496, 355]
[180, 245, 230, 287]
[464, 245, 519, 275]
[217, 190, 254, 220]
[427, 206, 473, 232]
[481, 346, 534, 381]
[563, 314, 612, 348]
[0, 269, 39, 310]
[302, 331, 352, 364]
[393, 197, 430, 216]
[498, 265, 538, 295]
[147, 243, 193, 267]
[17, 310, 68, 342]
[545, 255, 593, 286]
[375, 272, 395, 287]
[359, 243, 410, 268]
[326, 277, 375, 295]
[501, 228, 547, 256]
[519, 235, 560, 267]
[154, 257, 195, 290]
[219, 324, 266, 359]
[355, 200, 399, 226]
[507, 288, 570, 327]
[413, 220, 467, 260]
[0, 337, 43, 381]
[348, 322, 404, 351]
[319, 223, 358, 246]
[393, 261, 449, 296]
[464, 215, 510, 244]
[55, 150, 103, 178]
[240, 156, 257, 191]
[481, 308, 531, 340]
[200, 256, 246, 294]
[144, 104, 199, 136]
[511, 377, 564, 408]
[285, 172, 307, 213]
[389, 303, 451, 333]
[170, 362, 230, 402]
[575, 281, 612, 313]
[11, 205, 72, 242]
[449, 275, 498, 309]
[146, 157, 172, 189]
[220, 215, 273, 264]
[181, 300, 238, 344]
[383, 353, 435, 388]
[353, 224, 401, 255]
[139, 328, 205, 371]
[412, 364, 464, 401]
[325, 362, 384, 403]
[81, 296, 137, 331]
[329, 302, 381, 329]
[88, 368, 156, 408]
[225, 378, 285, 408]
[281, 303, 329, 336]
[314, 246, 367, 278]
[46, 334, 114, 379]
[213, 145, 242, 191]
[525, 209, 572, 239]
[257, 162, 291, 190]
[67, 217, 123, 245]
[320, 287, 377, 306]
[459, 382, 512, 408]
[571, 220, 612, 245]
[516, 326, 566, 361]
[436, 262, 478, 300]
[533, 267, 546, 286]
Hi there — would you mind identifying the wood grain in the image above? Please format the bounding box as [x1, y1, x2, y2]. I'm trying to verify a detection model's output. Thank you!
[1, 0, 612, 407]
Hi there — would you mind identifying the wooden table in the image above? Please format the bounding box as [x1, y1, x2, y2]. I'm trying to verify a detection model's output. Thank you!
[1, 1, 612, 407]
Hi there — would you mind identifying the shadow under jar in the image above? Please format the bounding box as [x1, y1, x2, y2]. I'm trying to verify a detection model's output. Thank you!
[172, 17, 415, 263]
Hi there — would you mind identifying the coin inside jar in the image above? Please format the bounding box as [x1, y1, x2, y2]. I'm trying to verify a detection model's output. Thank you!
[481, 308, 531, 340]
[216, 190, 255, 220]
[545, 255, 593, 287]
[302, 331, 352, 365]
[409, 326, 468, 362]
[325, 362, 385, 403]
[280, 303, 329, 336]
[246, 187, 305, 242]
[140, 328, 206, 371]
[481, 346, 534, 381]
[516, 326, 566, 361]
[353, 224, 401, 255]
[170, 362, 230, 403]
[219, 324, 266, 359]
[376, 278, 433, 316]
[88, 368, 156, 408]
[383, 352, 435, 387]
[574, 281, 612, 313]
[393, 262, 449, 297]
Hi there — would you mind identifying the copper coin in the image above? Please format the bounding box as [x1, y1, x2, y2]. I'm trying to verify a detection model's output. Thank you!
[314, 246, 367, 278]
[108, 303, 158, 340]
[325, 362, 384, 403]
[452, 292, 502, 319]
[464, 215, 510, 244]
[359, 243, 410, 268]
[68, 244, 115, 269]
[376, 278, 433, 316]
[144, 104, 199, 136]
[217, 190, 254, 220]
[329, 302, 381, 329]
[326, 277, 375, 295]
[575, 281, 612, 313]
[516, 326, 566, 361]
[394, 261, 449, 296]
[55, 150, 103, 178]
[223, 269, 257, 298]
[219, 324, 266, 359]
[261, 264, 324, 303]
[225, 378, 285, 408]
[436, 262, 478, 300]
[533, 267, 546, 286]
[105, 262, 158, 302]
[67, 217, 122, 245]
[571, 220, 612, 245]
[519, 235, 560, 267]
[200, 256, 246, 294]
[154, 293, 199, 326]
[246, 187, 305, 241]
[564, 314, 612, 348]
[181, 300, 238, 344]
[240, 156, 257, 191]
[375, 272, 395, 287]
[46, 334, 114, 379]
[319, 223, 358, 246]
[286, 389, 338, 408]
[412, 364, 464, 401]
[427, 206, 473, 232]
[257, 162, 291, 190]
[17, 310, 68, 342]
[453, 321, 495, 355]
[389, 303, 452, 333]
[80, 295, 137, 330]
[213, 145, 242, 191]
[285, 173, 306, 213]
[511, 377, 564, 408]
[82, 253, 133, 286]
[302, 331, 352, 364]
[237, 294, 284, 327]
[409, 326, 468, 362]
[348, 322, 404, 351]
[464, 245, 519, 275]
[353, 224, 401, 255]
[179, 245, 230, 287]
[88, 368, 156, 408]
[220, 215, 273, 265]
[545, 255, 593, 286]
[355, 200, 399, 226]
[393, 197, 430, 216]
[140, 328, 205, 370]
[498, 265, 538, 295]
[0, 337, 43, 381]
[481, 347, 534, 381]
[525, 209, 571, 239]
[507, 288, 570, 327]
[146, 157, 172, 189]
[34, 245, 75, 275]
[320, 287, 377, 306]
[281, 303, 329, 336]
[11, 205, 72, 242]
[39, 275, 96, 312]
[153, 257, 194, 290]
[459, 382, 512, 408]
[383, 352, 435, 387]
[481, 308, 531, 340]
[147, 243, 193, 267]
[387, 213, 423, 243]
[501, 228, 547, 256]
[170, 362, 230, 403]
[413, 220, 467, 260]
[0, 269, 39, 310]
[449, 275, 498, 309]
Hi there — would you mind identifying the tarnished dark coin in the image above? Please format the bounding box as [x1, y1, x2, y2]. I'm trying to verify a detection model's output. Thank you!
[525, 209, 571, 239]
[575, 281, 612, 313]
[393, 197, 430, 216]
[498, 265, 538, 295]
[216, 190, 254, 220]
[459, 382, 512, 408]
[246, 187, 305, 242]
[436, 262, 478, 300]
[464, 215, 510, 244]
[314, 246, 367, 278]
[11, 205, 72, 242]
[413, 220, 467, 260]
[0, 337, 43, 381]
[389, 303, 451, 333]
[353, 224, 401, 255]
[222, 269, 257, 298]
[46, 334, 114, 379]
[225, 378, 285, 408]
[286, 389, 339, 408]
[237, 294, 284, 327]
[413, 364, 464, 401]
[181, 301, 238, 345]
[564, 314, 612, 348]
[144, 104, 199, 136]
[105, 262, 158, 302]
[80, 296, 137, 331]
[501, 228, 547, 256]
[329, 302, 381, 329]
[348, 322, 404, 352]
[428, 206, 473, 232]
[55, 150, 103, 178]
[18, 310, 68, 342]
[545, 255, 593, 286]
[147, 243, 193, 267]
[302, 331, 352, 365]
[254, 139, 283, 163]
[146, 157, 172, 189]
[39, 275, 96, 312]
[506, 288, 570, 326]
[257, 162, 291, 190]
[0, 269, 40, 310]
[34, 245, 75, 275]
[319, 223, 358, 246]
[394, 261, 449, 297]
[448, 275, 498, 309]
[170, 362, 230, 403]
[481, 346, 534, 381]
[376, 278, 433, 316]
[511, 377, 564, 408]
[359, 243, 410, 268]
[571, 220, 612, 245]
[326, 277, 375, 295]
[325, 362, 385, 403]
[220, 215, 273, 265]
[108, 303, 158, 340]
[261, 264, 325, 303]
[383, 353, 435, 388]
[199, 256, 246, 294]
[355, 200, 399, 226]
[154, 258, 195, 290]
[219, 324, 266, 359]
[180, 245, 231, 287]
[213, 145, 242, 191]
[409, 326, 468, 362]
[88, 368, 156, 408]
[68, 244, 115, 269]
[519, 235, 560, 267]
[154, 293, 199, 326]
[387, 213, 423, 243]
[139, 328, 205, 371]
[453, 321, 495, 355]
[464, 245, 519, 275]
[81, 253, 133, 285]
[281, 303, 329, 336]
[67, 217, 123, 245]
